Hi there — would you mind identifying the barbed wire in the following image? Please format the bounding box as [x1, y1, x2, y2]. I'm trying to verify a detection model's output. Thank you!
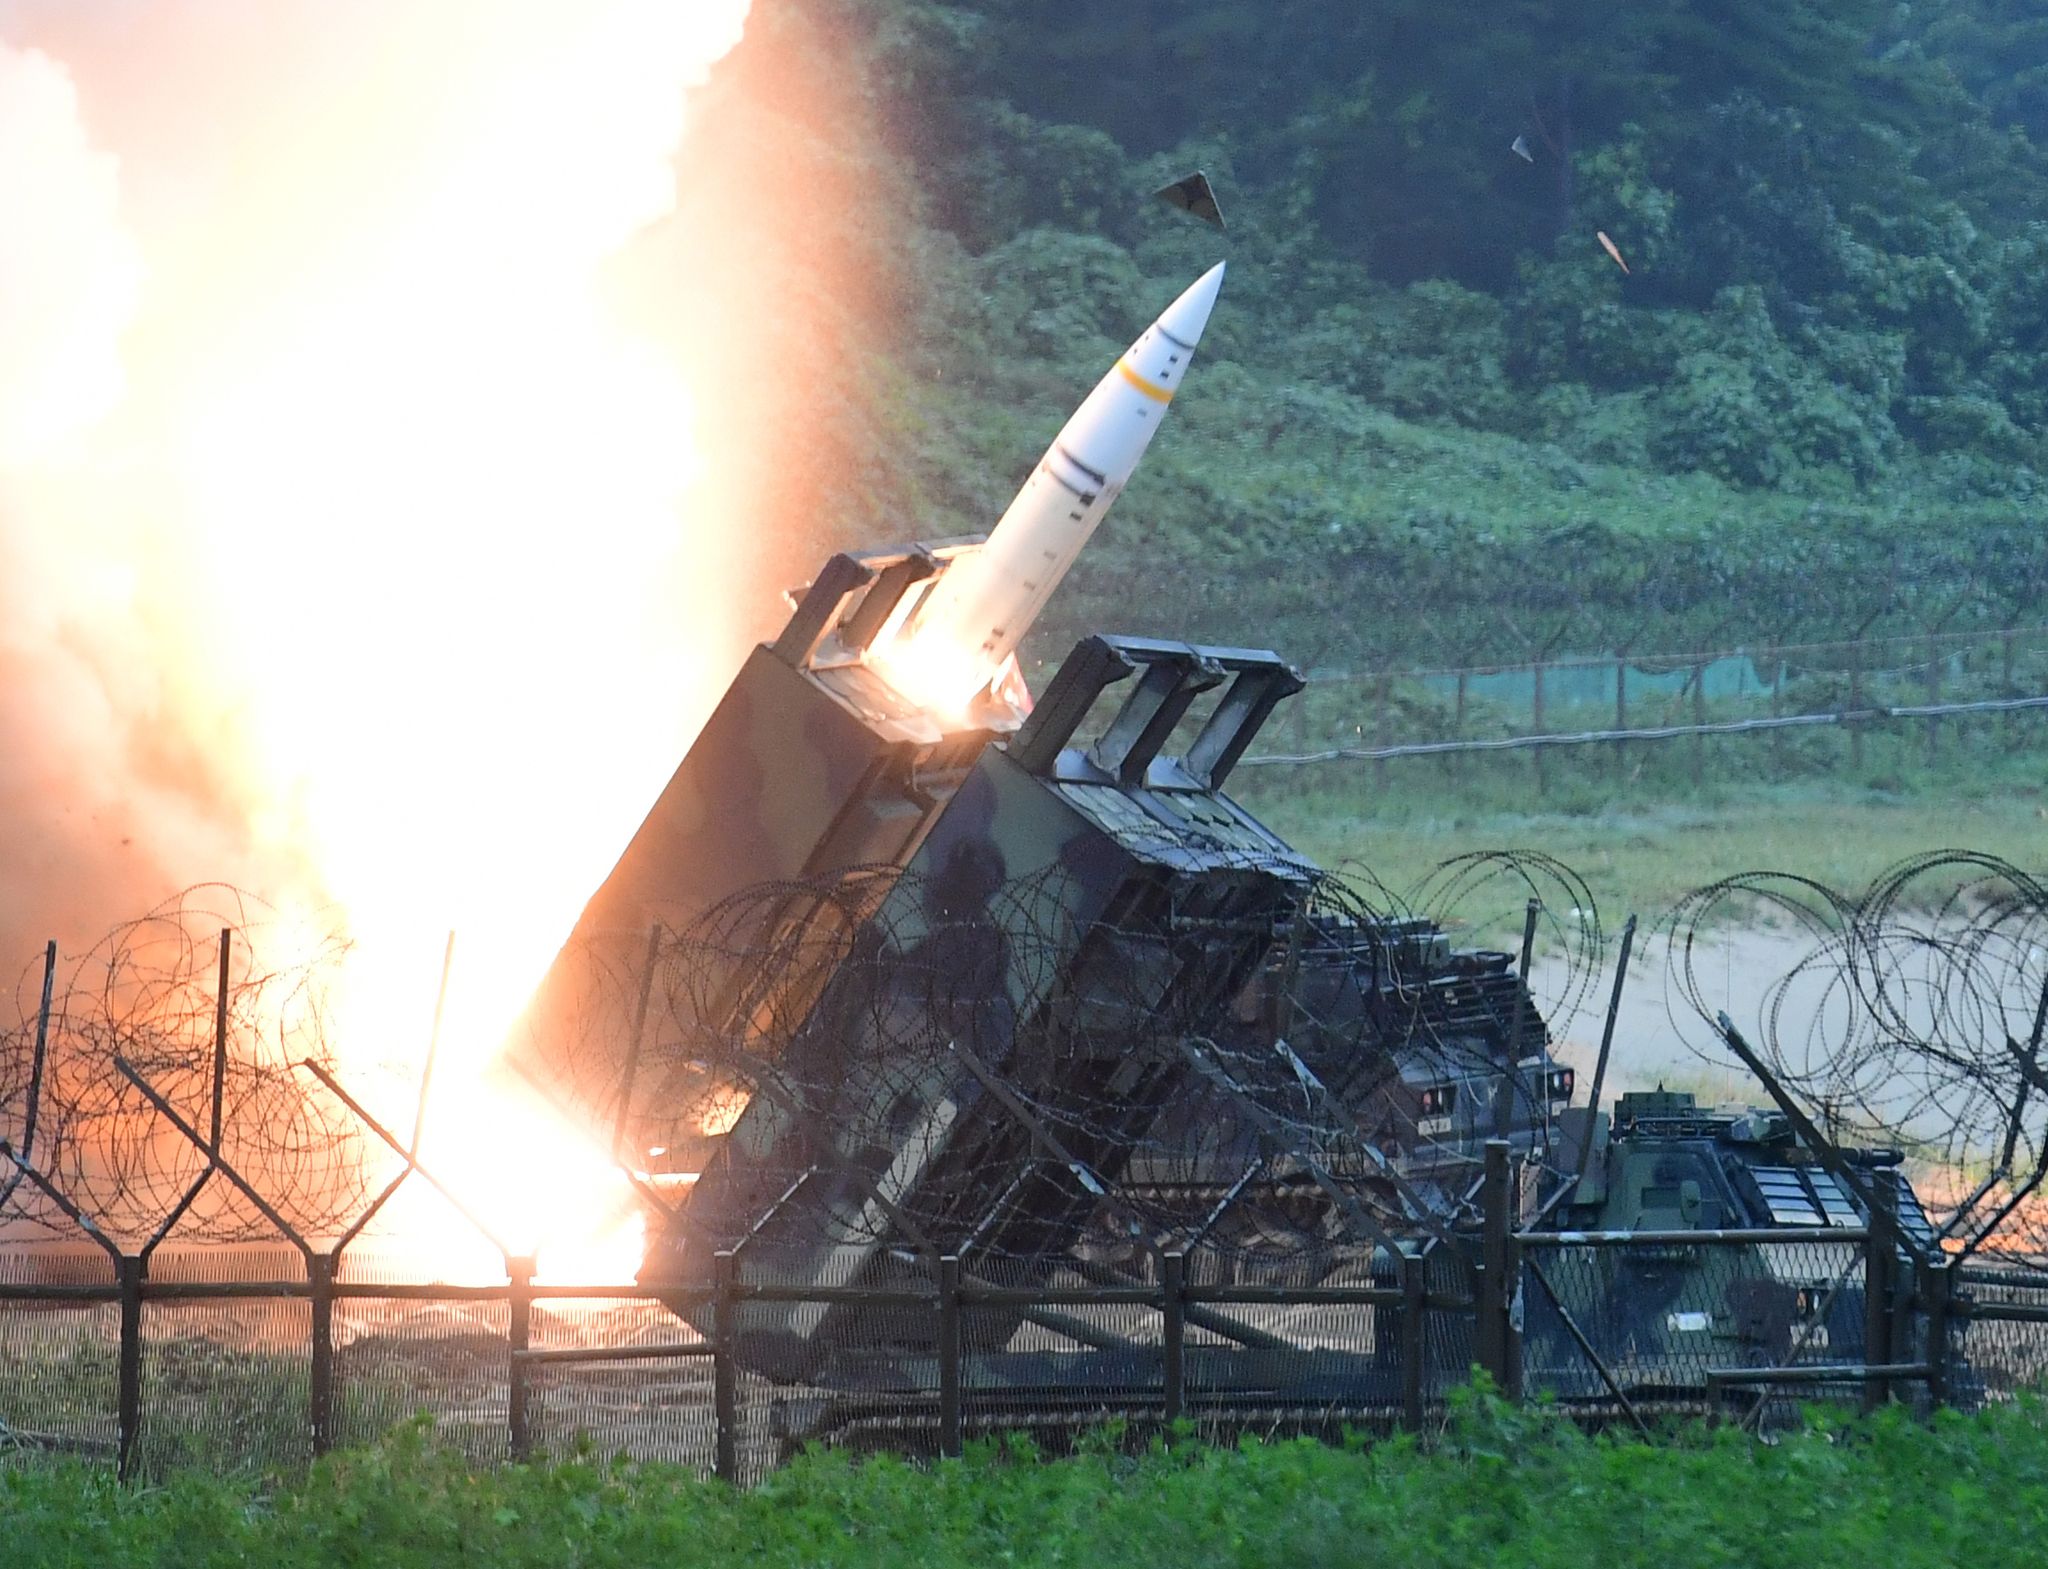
[0, 887, 376, 1245]
[1664, 852, 2048, 1258]
[6, 850, 2047, 1274]
[573, 853, 1595, 1284]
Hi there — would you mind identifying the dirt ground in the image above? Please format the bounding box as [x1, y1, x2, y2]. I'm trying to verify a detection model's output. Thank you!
[1532, 928, 1792, 1104]
[1533, 918, 2040, 1151]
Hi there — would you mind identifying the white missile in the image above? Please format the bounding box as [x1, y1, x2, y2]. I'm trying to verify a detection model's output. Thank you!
[882, 262, 1225, 712]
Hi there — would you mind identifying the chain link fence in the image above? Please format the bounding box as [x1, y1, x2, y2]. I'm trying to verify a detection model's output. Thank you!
[9, 1174, 2048, 1481]
[6, 857, 2048, 1480]
[1248, 621, 2048, 786]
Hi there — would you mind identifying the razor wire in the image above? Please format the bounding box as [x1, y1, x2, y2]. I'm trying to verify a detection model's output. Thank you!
[590, 853, 1599, 1282]
[9, 849, 2047, 1277]
[0, 887, 379, 1246]
[1663, 852, 2048, 1261]
[0, 858, 1593, 1279]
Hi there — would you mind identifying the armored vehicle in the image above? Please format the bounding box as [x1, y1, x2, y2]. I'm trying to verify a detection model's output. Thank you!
[1523, 1088, 1953, 1406]
[1127, 911, 1574, 1280]
[647, 635, 1322, 1381]
[1262, 914, 1571, 1196]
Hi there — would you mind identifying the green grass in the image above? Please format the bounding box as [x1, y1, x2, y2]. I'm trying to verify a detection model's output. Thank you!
[8, 1391, 2048, 1566]
[1237, 762, 2048, 933]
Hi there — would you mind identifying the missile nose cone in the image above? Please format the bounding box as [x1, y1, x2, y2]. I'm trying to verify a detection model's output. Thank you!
[1155, 261, 1225, 349]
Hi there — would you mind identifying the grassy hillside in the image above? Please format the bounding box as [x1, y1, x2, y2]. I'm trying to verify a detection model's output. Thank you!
[720, 1, 2048, 675]
[1244, 773, 2048, 926]
[662, 3, 2048, 899]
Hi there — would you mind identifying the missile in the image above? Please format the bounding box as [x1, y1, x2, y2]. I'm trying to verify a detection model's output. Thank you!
[879, 261, 1225, 712]
[510, 263, 1226, 1165]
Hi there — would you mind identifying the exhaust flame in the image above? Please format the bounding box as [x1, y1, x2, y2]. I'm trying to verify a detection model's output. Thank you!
[0, 2, 753, 1280]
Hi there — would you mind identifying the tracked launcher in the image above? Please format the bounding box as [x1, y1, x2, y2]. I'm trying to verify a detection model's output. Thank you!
[499, 262, 1588, 1444]
[506, 264, 1233, 1168]
[649, 637, 1320, 1383]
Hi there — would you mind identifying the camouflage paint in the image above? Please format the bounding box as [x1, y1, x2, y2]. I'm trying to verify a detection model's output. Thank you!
[652, 643, 1316, 1381]
[502, 545, 1026, 1153]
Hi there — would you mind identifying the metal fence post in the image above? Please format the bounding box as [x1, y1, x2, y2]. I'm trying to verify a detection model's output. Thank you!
[1768, 643, 1785, 777]
[1452, 665, 1469, 783]
[1401, 1248, 1426, 1431]
[1374, 673, 1393, 792]
[1926, 631, 1943, 762]
[1922, 1255, 1953, 1409]
[713, 1251, 738, 1483]
[1161, 1251, 1185, 1427]
[1531, 657, 1547, 798]
[1890, 1236, 1920, 1391]
[1849, 641, 1866, 772]
[1612, 653, 1628, 779]
[507, 1254, 535, 1461]
[938, 1254, 963, 1459]
[116, 1253, 143, 1481]
[308, 1253, 334, 1459]
[2003, 628, 2018, 750]
[1495, 906, 1539, 1141]
[1478, 1140, 1511, 1390]
[1863, 1182, 1895, 1412]
[1691, 653, 1708, 788]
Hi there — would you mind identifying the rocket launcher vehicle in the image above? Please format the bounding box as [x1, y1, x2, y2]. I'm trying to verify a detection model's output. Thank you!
[649, 635, 1315, 1382]
[500, 255, 1587, 1406]
[505, 265, 1229, 1164]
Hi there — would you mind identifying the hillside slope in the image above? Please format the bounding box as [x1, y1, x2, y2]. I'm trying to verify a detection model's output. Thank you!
[707, 0, 2048, 672]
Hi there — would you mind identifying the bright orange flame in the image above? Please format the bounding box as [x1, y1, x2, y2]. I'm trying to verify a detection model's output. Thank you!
[694, 1083, 752, 1139]
[366, 1071, 650, 1286]
[870, 627, 1035, 737]
[871, 633, 990, 728]
[0, 4, 754, 1281]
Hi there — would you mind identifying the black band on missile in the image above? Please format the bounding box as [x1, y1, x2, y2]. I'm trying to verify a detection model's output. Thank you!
[1155, 324, 1196, 353]
[1054, 443, 1108, 486]
[1044, 468, 1096, 505]
[1040, 460, 1105, 503]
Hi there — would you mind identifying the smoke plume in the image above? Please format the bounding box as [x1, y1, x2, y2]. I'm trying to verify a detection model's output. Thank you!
[0, 3, 753, 1024]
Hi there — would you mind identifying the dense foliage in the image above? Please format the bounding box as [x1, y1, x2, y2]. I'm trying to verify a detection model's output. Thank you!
[714, 1, 2048, 666]
[8, 1392, 2048, 1566]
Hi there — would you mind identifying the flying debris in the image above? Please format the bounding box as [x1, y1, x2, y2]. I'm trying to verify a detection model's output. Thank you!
[1510, 134, 1535, 163]
[1596, 229, 1631, 274]
[1154, 170, 1225, 229]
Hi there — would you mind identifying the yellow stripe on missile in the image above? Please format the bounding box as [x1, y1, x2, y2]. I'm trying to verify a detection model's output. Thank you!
[1117, 357, 1174, 403]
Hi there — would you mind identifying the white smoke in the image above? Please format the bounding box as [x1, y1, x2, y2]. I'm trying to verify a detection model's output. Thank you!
[0, 40, 137, 465]
[0, 2, 753, 1002]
